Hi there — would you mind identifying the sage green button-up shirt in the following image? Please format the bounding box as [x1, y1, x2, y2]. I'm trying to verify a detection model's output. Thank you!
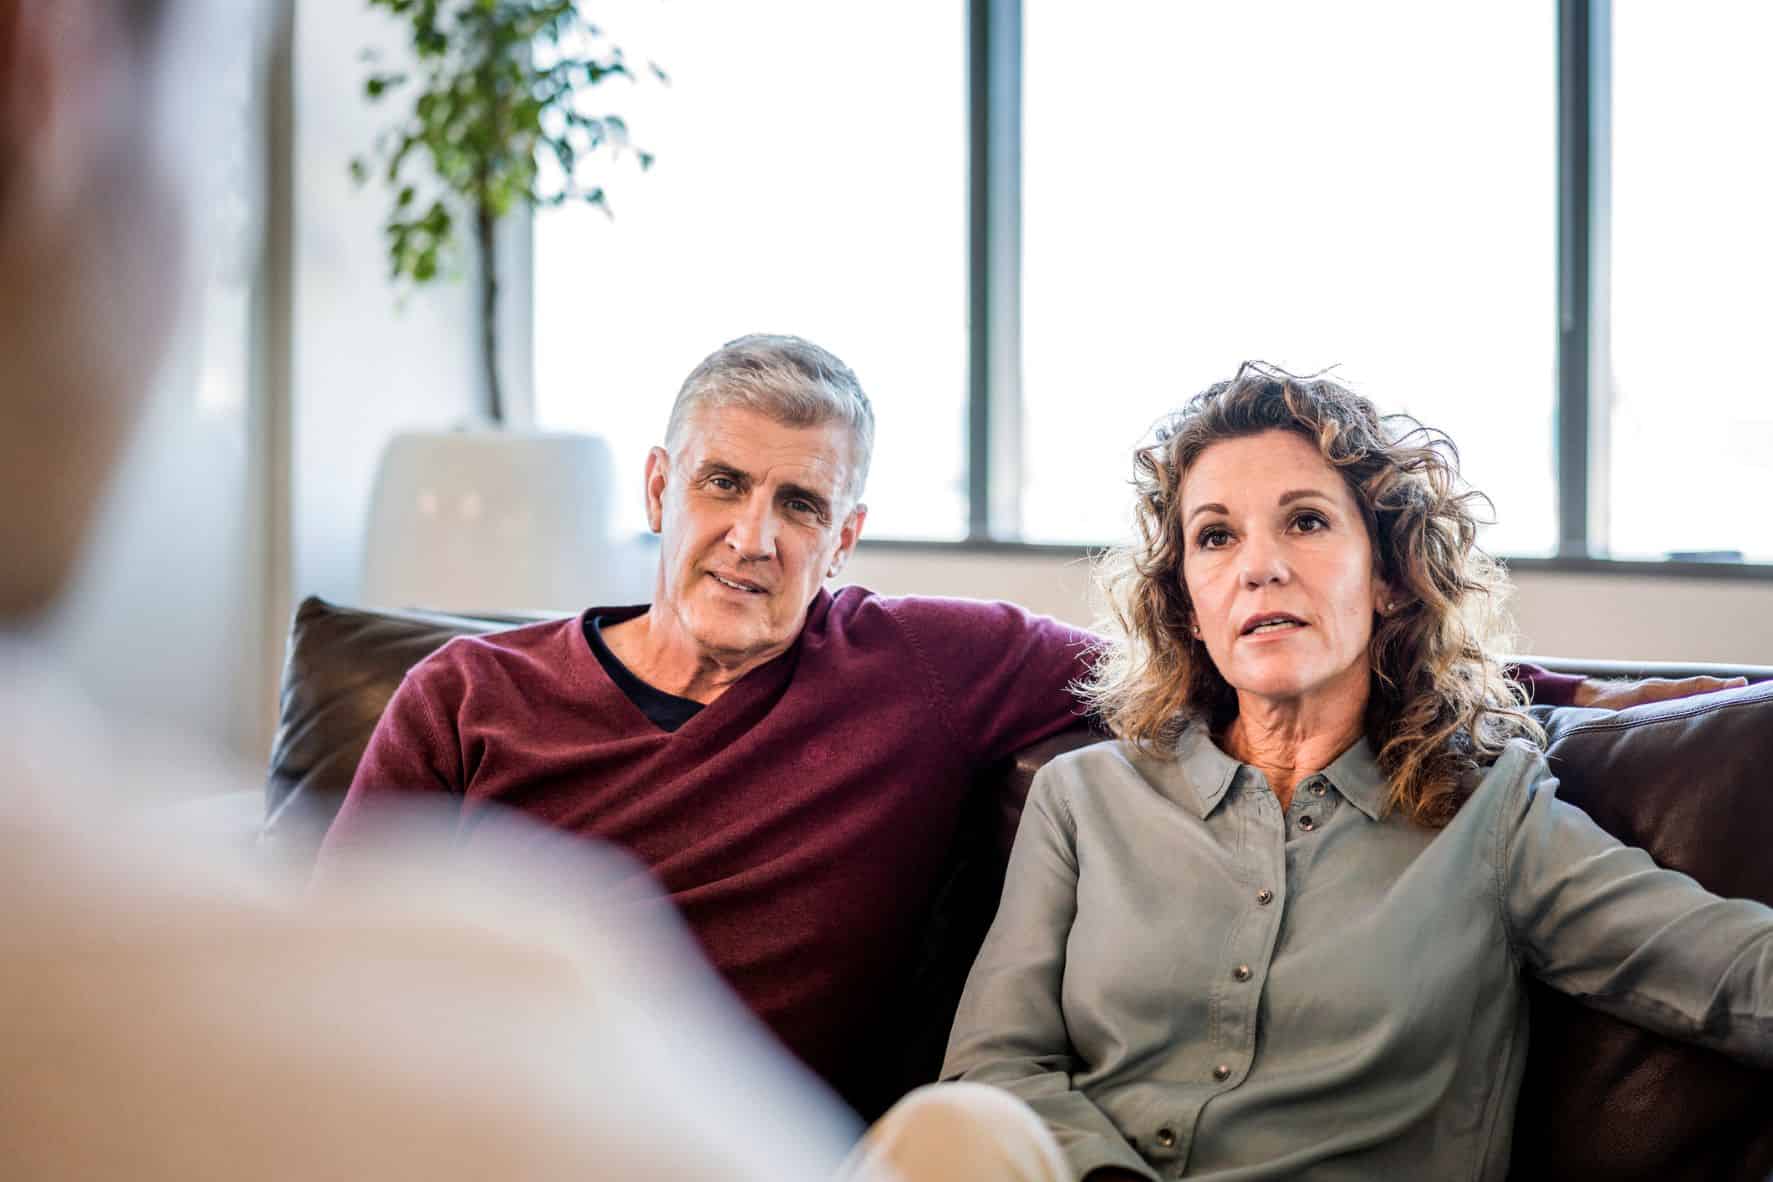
[943, 727, 1773, 1181]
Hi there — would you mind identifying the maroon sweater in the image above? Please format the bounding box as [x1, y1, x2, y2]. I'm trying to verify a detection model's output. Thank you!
[323, 588, 1097, 1089]
[322, 586, 1581, 1093]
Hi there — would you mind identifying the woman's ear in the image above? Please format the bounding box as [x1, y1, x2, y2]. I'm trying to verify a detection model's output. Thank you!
[1374, 580, 1402, 617]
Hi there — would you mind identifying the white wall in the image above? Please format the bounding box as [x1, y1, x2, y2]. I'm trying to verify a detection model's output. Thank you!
[42, 9, 271, 767]
[45, 305, 268, 764]
[840, 547, 1773, 665]
[290, 0, 510, 608]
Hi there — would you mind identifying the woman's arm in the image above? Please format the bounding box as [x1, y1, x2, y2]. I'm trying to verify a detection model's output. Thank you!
[1499, 752, 1773, 1064]
[942, 765, 1160, 1182]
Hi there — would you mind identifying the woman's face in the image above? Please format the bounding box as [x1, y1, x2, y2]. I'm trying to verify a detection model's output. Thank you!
[1179, 429, 1392, 714]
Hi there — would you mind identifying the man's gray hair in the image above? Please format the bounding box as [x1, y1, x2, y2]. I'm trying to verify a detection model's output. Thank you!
[666, 334, 875, 504]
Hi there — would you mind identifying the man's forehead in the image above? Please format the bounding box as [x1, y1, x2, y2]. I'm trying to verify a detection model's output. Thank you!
[680, 408, 853, 490]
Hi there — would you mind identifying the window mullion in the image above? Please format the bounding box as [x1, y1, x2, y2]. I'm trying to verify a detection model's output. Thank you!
[1557, 0, 1611, 558]
[968, 0, 1023, 541]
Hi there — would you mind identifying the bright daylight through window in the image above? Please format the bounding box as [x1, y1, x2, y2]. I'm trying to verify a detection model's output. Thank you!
[534, 0, 968, 542]
[535, 0, 1771, 564]
[1022, 1, 1556, 552]
[1607, 1, 1773, 562]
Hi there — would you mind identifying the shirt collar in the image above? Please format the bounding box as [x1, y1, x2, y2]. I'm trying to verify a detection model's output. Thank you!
[1173, 722, 1245, 818]
[1321, 736, 1388, 821]
[1173, 721, 1389, 822]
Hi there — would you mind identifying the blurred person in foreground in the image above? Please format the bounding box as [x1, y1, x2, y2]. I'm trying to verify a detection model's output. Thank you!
[905, 367, 1773, 1181]
[319, 328, 1738, 1121]
[0, 2, 857, 1178]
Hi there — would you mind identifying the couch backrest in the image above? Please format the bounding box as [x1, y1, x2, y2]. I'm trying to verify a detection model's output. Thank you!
[269, 597, 1773, 1175]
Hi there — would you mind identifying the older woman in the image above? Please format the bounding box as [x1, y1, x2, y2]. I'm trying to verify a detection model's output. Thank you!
[910, 365, 1773, 1182]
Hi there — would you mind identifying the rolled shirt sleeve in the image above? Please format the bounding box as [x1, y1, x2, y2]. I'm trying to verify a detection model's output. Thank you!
[1499, 754, 1773, 1067]
[942, 767, 1160, 1182]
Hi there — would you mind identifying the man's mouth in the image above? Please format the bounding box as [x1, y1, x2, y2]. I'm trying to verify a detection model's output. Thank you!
[1240, 613, 1307, 637]
[708, 572, 768, 595]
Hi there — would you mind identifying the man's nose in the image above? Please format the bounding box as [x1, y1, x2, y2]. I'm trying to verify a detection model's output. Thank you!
[725, 494, 778, 561]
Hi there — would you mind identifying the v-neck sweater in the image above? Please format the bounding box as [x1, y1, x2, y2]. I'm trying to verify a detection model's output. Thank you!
[321, 586, 1097, 1089]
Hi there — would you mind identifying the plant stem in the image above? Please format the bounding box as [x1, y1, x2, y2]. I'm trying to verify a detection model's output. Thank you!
[477, 197, 503, 425]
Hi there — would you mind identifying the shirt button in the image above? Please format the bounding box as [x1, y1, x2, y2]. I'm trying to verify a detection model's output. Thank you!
[1298, 814, 1317, 832]
[1155, 1127, 1177, 1149]
[1310, 780, 1327, 797]
[1256, 888, 1274, 905]
[1233, 964, 1252, 982]
[1213, 1064, 1232, 1081]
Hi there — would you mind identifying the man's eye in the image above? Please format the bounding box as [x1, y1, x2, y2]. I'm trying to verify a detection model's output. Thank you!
[710, 476, 738, 492]
[787, 499, 814, 515]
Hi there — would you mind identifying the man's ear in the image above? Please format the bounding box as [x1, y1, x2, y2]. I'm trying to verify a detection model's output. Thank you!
[826, 502, 867, 579]
[643, 446, 670, 534]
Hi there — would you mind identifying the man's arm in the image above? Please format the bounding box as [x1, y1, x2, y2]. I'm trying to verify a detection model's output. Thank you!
[887, 598, 1100, 767]
[316, 658, 467, 869]
[1513, 663, 1747, 710]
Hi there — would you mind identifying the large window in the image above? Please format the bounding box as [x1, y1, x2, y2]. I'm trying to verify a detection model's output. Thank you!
[1607, 1, 1773, 561]
[534, 0, 968, 540]
[534, 1, 1772, 566]
[1023, 1, 1556, 551]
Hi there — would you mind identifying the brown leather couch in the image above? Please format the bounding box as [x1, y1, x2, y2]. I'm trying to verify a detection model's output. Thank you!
[265, 596, 1773, 1180]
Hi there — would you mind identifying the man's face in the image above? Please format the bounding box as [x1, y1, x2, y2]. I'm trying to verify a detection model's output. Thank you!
[645, 406, 867, 668]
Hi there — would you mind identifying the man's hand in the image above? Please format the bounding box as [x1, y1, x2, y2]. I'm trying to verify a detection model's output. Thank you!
[1572, 674, 1749, 710]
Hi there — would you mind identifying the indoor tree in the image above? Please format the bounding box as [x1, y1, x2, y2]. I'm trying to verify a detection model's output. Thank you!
[353, 0, 660, 422]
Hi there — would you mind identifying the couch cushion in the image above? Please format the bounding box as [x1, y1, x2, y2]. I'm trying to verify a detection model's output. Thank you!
[1510, 680, 1773, 1181]
[261, 598, 523, 867]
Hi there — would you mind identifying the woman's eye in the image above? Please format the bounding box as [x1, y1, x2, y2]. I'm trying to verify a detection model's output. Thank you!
[1293, 512, 1328, 533]
[1197, 526, 1232, 549]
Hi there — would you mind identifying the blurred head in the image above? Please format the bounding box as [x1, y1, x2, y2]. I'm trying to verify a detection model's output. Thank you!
[1082, 362, 1542, 826]
[645, 335, 870, 669]
[0, 0, 192, 624]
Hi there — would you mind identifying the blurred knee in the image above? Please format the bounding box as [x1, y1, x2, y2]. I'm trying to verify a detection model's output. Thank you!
[854, 1083, 1066, 1182]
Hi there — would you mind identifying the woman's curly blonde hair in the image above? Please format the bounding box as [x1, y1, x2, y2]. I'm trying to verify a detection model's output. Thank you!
[1079, 362, 1544, 828]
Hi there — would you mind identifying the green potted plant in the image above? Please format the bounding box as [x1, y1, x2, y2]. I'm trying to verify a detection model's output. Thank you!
[352, 0, 663, 614]
[353, 0, 659, 421]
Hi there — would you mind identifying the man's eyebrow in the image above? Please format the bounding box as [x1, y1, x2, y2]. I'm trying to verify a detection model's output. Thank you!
[692, 459, 752, 486]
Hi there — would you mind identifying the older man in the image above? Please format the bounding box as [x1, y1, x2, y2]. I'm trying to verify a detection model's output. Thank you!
[323, 335, 1097, 1109]
[321, 334, 1730, 1114]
